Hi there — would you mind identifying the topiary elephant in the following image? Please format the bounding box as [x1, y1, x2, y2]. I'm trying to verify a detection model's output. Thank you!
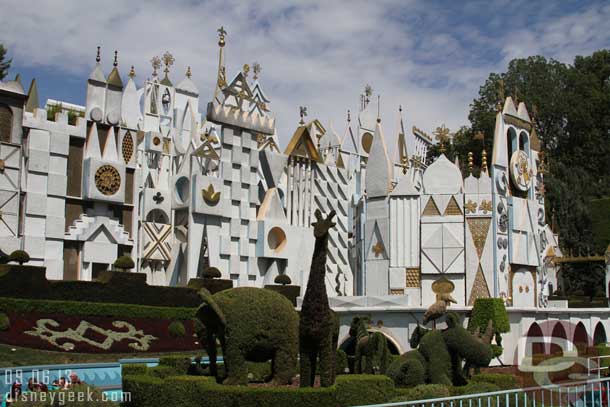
[386, 312, 493, 388]
[196, 287, 299, 385]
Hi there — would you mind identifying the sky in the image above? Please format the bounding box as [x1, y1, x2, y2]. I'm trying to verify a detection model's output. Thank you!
[1, 0, 610, 149]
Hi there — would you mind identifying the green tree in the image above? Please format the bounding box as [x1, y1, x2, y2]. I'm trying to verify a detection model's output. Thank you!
[0, 44, 11, 80]
[442, 51, 610, 253]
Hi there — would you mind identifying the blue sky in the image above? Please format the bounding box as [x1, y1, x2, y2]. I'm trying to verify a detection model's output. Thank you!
[1, 0, 609, 146]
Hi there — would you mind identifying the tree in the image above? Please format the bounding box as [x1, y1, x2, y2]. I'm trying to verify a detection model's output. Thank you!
[0, 44, 11, 80]
[113, 255, 135, 271]
[8, 250, 30, 265]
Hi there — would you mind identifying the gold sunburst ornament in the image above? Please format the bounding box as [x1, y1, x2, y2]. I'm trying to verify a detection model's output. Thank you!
[95, 165, 121, 195]
[202, 184, 221, 205]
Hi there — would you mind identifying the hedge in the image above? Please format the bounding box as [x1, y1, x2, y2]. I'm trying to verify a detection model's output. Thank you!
[0, 265, 202, 307]
[168, 320, 186, 338]
[122, 364, 148, 376]
[468, 298, 510, 334]
[159, 355, 193, 374]
[391, 384, 450, 402]
[470, 373, 518, 390]
[122, 373, 395, 407]
[0, 297, 196, 320]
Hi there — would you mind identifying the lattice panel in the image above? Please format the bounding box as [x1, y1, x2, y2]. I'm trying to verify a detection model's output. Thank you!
[405, 267, 421, 288]
[122, 131, 134, 164]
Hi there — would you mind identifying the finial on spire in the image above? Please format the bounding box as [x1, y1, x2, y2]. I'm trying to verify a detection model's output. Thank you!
[186, 66, 192, 78]
[96, 46, 101, 63]
[113, 50, 118, 67]
[162, 51, 174, 75]
[217, 26, 227, 47]
[347, 109, 351, 123]
[299, 106, 307, 126]
[399, 104, 402, 113]
[376, 95, 381, 123]
[481, 149, 488, 173]
[128, 65, 136, 78]
[468, 151, 474, 173]
[253, 62, 261, 80]
[242, 63, 250, 78]
[151, 56, 161, 77]
[434, 124, 450, 153]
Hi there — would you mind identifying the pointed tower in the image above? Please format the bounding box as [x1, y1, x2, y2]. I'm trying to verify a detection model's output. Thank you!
[85, 46, 107, 122]
[105, 50, 123, 126]
[363, 119, 393, 296]
[121, 66, 139, 129]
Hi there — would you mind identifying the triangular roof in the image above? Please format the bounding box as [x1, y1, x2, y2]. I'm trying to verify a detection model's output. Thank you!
[283, 125, 322, 162]
[25, 79, 39, 113]
[85, 123, 102, 159]
[391, 174, 419, 196]
[256, 188, 287, 222]
[176, 76, 199, 96]
[365, 121, 393, 198]
[88, 63, 106, 84]
[102, 127, 118, 162]
[341, 123, 359, 154]
[107, 67, 123, 88]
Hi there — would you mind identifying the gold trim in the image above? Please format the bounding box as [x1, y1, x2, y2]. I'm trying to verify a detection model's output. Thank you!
[202, 184, 221, 205]
[283, 125, 322, 162]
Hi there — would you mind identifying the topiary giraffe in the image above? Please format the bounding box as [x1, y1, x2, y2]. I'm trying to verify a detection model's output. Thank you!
[299, 209, 338, 387]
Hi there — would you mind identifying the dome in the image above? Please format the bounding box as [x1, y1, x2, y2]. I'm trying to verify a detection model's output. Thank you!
[422, 154, 463, 194]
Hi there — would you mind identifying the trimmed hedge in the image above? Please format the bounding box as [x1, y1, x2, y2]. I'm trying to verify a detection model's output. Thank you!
[187, 277, 233, 294]
[264, 284, 301, 306]
[122, 364, 148, 376]
[168, 320, 186, 338]
[149, 365, 179, 379]
[0, 265, 202, 307]
[471, 373, 518, 390]
[451, 382, 500, 396]
[468, 298, 510, 334]
[335, 374, 394, 406]
[0, 297, 196, 320]
[391, 384, 450, 402]
[386, 351, 427, 387]
[159, 355, 193, 374]
[123, 373, 396, 407]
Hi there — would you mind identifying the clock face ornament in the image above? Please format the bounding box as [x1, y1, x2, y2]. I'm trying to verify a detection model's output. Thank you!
[510, 150, 533, 191]
[95, 165, 121, 195]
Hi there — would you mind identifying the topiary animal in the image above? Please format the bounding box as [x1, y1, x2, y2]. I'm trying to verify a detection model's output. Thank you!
[202, 266, 222, 279]
[299, 209, 338, 387]
[274, 274, 291, 285]
[350, 316, 391, 374]
[8, 250, 30, 265]
[113, 255, 134, 271]
[196, 287, 298, 385]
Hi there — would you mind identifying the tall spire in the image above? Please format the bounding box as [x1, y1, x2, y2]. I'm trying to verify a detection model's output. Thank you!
[365, 120, 393, 198]
[214, 26, 228, 102]
[396, 105, 409, 175]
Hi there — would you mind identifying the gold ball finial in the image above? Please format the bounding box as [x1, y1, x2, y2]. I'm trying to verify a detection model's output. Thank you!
[217, 26, 227, 47]
[468, 151, 474, 173]
[128, 65, 136, 78]
[242, 63, 250, 77]
[481, 149, 488, 173]
[186, 66, 192, 79]
[113, 50, 118, 67]
[96, 46, 101, 63]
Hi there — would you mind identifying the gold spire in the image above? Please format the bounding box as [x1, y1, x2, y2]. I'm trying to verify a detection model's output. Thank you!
[186, 66, 192, 79]
[96, 46, 101, 63]
[113, 50, 118, 67]
[242, 63, 250, 78]
[481, 149, 488, 173]
[217, 26, 227, 47]
[468, 151, 474, 174]
[434, 124, 450, 153]
[128, 65, 135, 78]
[162, 51, 174, 75]
[151, 56, 161, 77]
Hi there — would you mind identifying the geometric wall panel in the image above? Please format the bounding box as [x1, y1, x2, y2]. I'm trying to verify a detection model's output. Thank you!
[467, 217, 491, 258]
[468, 265, 490, 305]
[142, 222, 172, 261]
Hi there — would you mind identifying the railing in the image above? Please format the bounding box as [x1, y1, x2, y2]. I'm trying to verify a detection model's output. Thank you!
[588, 355, 610, 379]
[353, 377, 610, 407]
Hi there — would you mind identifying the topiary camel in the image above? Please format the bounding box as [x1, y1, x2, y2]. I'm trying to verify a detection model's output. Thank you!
[299, 209, 339, 387]
[196, 287, 299, 385]
[387, 312, 493, 388]
[349, 316, 391, 374]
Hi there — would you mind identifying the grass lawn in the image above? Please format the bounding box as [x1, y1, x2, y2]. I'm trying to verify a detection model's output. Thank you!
[0, 344, 206, 368]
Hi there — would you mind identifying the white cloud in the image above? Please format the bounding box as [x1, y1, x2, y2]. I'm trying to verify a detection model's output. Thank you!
[1, 0, 608, 150]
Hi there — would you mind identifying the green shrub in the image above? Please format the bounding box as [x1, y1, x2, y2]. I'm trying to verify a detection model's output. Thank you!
[386, 351, 426, 387]
[149, 365, 180, 379]
[468, 298, 510, 335]
[168, 320, 186, 338]
[451, 381, 500, 396]
[418, 330, 452, 386]
[274, 274, 292, 285]
[9, 250, 30, 265]
[247, 361, 272, 382]
[471, 373, 518, 390]
[0, 312, 9, 331]
[12, 384, 116, 406]
[113, 255, 135, 271]
[158, 355, 192, 374]
[0, 297, 195, 320]
[202, 267, 222, 279]
[335, 374, 394, 406]
[336, 349, 349, 375]
[590, 198, 610, 252]
[391, 384, 450, 402]
[122, 363, 148, 377]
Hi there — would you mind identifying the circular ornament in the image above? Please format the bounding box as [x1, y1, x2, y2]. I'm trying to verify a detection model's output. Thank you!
[95, 165, 121, 195]
[510, 150, 532, 191]
[90, 107, 103, 122]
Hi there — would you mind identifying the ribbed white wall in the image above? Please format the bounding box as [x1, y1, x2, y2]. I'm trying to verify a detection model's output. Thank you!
[389, 196, 420, 268]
